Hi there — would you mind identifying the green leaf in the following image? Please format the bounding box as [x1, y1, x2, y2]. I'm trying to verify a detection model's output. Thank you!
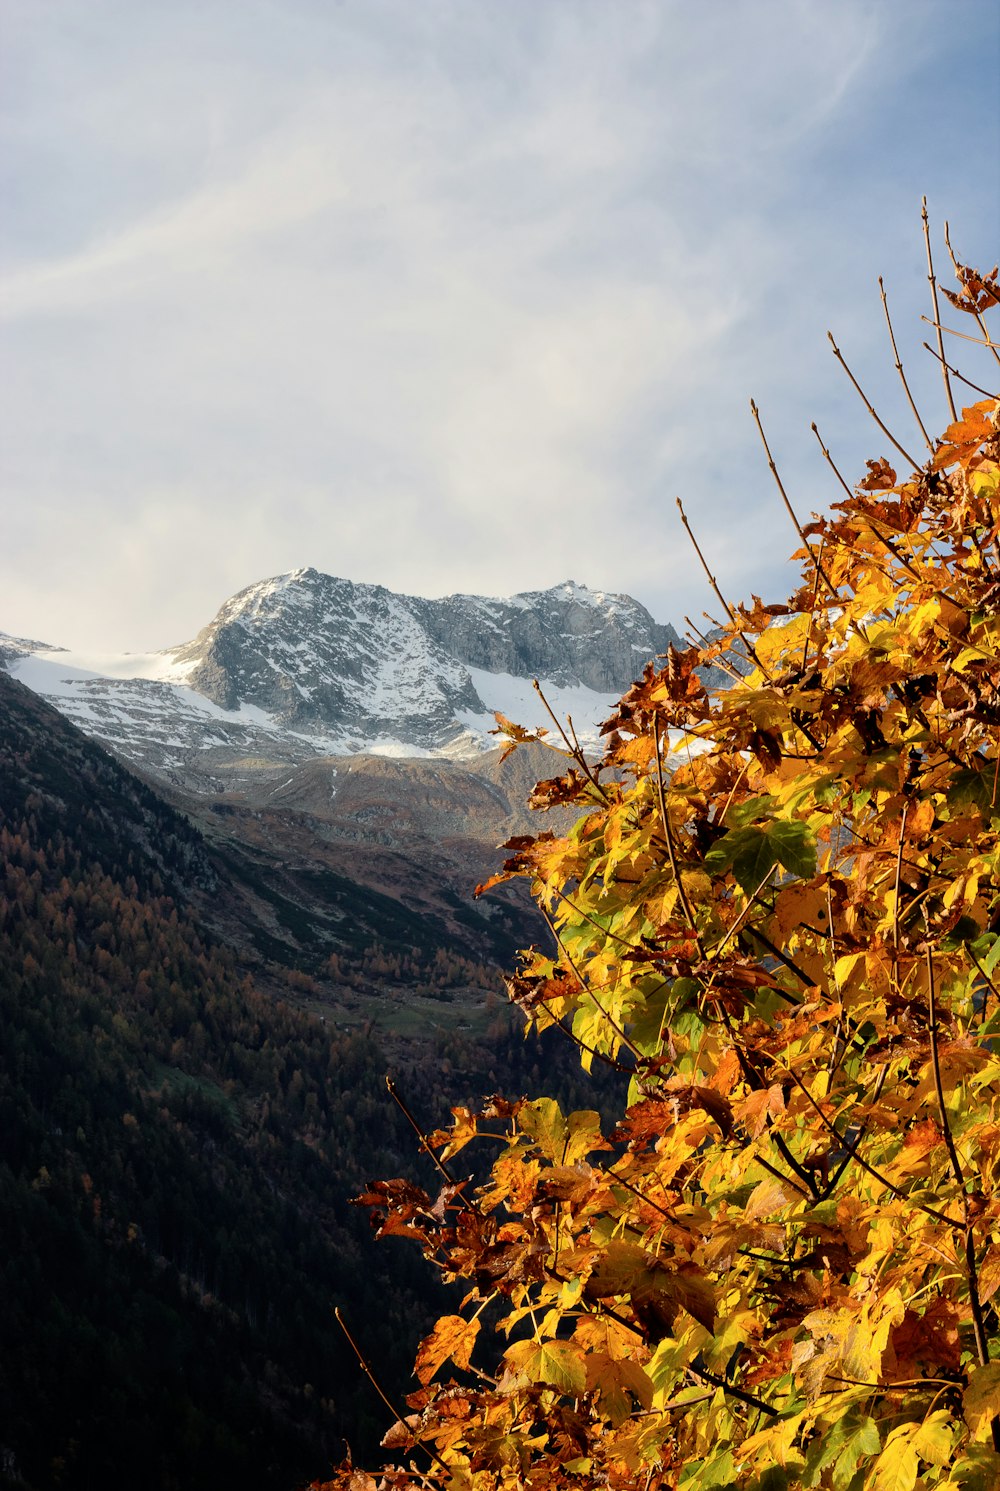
[802, 1411, 881, 1488]
[949, 766, 994, 812]
[751, 1470, 792, 1491]
[944, 1445, 1000, 1489]
[832, 1417, 882, 1489]
[704, 819, 815, 893]
[726, 794, 779, 828]
[765, 819, 817, 880]
[704, 825, 775, 891]
[969, 933, 1000, 978]
[679, 1448, 736, 1489]
[502, 1337, 587, 1395]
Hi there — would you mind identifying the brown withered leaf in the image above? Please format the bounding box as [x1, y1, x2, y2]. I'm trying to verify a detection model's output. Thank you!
[743, 1336, 794, 1388]
[528, 770, 590, 810]
[977, 1249, 1000, 1306]
[490, 710, 547, 763]
[858, 458, 898, 492]
[942, 262, 1000, 314]
[889, 1298, 962, 1378]
[429, 1181, 471, 1222]
[612, 1086, 731, 1143]
[733, 595, 792, 631]
[584, 1353, 654, 1426]
[748, 728, 783, 769]
[585, 1240, 716, 1332]
[666, 1079, 733, 1136]
[480, 1094, 520, 1120]
[475, 832, 557, 895]
[381, 1416, 420, 1450]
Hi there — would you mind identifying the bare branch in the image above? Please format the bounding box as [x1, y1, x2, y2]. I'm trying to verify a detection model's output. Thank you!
[923, 197, 958, 420]
[827, 329, 922, 473]
[336, 1309, 452, 1472]
[922, 343, 1000, 400]
[750, 399, 839, 605]
[811, 421, 853, 498]
[879, 276, 934, 452]
[676, 497, 771, 677]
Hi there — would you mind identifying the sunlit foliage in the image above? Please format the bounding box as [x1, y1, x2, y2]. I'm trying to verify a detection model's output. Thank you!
[325, 244, 1000, 1490]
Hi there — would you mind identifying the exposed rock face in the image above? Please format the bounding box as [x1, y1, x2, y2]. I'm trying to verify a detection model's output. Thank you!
[412, 579, 681, 692]
[172, 570, 481, 736]
[173, 570, 681, 727]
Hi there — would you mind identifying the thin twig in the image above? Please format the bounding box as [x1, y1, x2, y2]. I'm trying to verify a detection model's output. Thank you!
[712, 998, 822, 1199]
[827, 329, 922, 473]
[879, 276, 934, 452]
[550, 884, 658, 959]
[923, 197, 958, 421]
[710, 865, 778, 961]
[921, 316, 998, 350]
[862, 519, 925, 583]
[924, 936, 965, 1197]
[891, 803, 908, 990]
[741, 924, 811, 997]
[555, 1277, 780, 1418]
[386, 1077, 459, 1187]
[506, 960, 638, 1072]
[922, 343, 1000, 400]
[684, 616, 744, 683]
[336, 1309, 452, 1472]
[750, 399, 839, 607]
[800, 536, 825, 675]
[926, 932, 999, 1442]
[811, 422, 853, 499]
[676, 497, 770, 677]
[777, 1059, 962, 1233]
[532, 679, 609, 801]
[819, 1062, 891, 1198]
[966, 941, 999, 1026]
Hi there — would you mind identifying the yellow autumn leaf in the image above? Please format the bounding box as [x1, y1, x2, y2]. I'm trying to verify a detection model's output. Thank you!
[414, 1314, 481, 1386]
[964, 1362, 1000, 1441]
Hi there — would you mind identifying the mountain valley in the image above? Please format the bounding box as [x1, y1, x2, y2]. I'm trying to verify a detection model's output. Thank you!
[0, 571, 703, 1487]
[3, 571, 711, 1036]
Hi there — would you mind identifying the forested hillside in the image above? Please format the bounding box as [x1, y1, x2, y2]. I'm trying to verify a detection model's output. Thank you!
[0, 671, 619, 1488]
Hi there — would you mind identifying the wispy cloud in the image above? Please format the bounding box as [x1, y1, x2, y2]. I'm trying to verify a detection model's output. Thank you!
[1, 0, 997, 648]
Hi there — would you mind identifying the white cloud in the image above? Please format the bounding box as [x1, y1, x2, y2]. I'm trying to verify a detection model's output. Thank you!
[1, 0, 997, 649]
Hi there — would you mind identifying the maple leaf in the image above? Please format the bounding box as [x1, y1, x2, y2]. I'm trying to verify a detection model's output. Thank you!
[943, 261, 1000, 314]
[415, 1314, 481, 1386]
[501, 1338, 587, 1396]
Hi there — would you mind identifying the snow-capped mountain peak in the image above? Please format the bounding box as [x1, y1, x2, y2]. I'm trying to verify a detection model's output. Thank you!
[3, 572, 688, 791]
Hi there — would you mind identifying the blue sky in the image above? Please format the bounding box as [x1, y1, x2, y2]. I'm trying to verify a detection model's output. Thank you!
[2, 0, 997, 650]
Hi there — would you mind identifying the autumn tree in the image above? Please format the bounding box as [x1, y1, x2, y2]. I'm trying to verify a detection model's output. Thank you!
[328, 226, 1000, 1490]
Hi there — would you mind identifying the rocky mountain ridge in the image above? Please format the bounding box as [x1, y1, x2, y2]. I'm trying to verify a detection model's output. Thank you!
[1, 572, 718, 967]
[2, 570, 691, 791]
